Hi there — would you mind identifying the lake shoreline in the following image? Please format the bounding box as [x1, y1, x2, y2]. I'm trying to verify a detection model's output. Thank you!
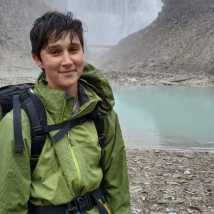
[102, 69, 214, 88]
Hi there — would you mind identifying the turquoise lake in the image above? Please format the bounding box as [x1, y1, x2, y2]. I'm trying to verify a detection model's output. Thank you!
[113, 86, 214, 151]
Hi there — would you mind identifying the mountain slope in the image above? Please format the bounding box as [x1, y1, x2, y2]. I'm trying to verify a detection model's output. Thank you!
[96, 0, 214, 76]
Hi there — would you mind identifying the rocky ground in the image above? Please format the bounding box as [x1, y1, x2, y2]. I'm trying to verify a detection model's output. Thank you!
[127, 149, 214, 214]
[101, 67, 214, 87]
[0, 76, 36, 87]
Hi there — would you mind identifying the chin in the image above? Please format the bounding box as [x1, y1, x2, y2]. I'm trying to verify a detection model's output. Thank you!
[62, 80, 78, 87]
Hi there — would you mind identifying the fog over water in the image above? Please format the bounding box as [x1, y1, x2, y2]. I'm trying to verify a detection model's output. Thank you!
[63, 0, 163, 45]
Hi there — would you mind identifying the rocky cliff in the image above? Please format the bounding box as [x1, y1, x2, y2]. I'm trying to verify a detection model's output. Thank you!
[96, 0, 214, 78]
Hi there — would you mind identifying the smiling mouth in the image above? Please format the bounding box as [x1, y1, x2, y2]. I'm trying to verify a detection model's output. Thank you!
[59, 70, 76, 73]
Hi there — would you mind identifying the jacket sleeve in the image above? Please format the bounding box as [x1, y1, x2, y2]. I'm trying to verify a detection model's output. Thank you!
[102, 110, 131, 214]
[0, 112, 31, 214]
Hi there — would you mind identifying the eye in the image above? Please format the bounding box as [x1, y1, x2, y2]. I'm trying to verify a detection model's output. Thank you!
[69, 47, 79, 53]
[49, 49, 61, 55]
[48, 48, 62, 56]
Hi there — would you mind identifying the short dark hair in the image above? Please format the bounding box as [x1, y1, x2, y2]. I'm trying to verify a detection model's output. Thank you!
[30, 11, 84, 60]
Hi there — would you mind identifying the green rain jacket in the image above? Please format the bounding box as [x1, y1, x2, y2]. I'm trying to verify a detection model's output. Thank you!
[0, 63, 131, 214]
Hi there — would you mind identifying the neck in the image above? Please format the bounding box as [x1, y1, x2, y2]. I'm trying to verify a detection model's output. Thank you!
[65, 82, 78, 100]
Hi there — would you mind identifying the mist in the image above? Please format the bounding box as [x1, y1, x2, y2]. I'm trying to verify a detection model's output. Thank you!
[46, 0, 163, 46]
[66, 0, 163, 45]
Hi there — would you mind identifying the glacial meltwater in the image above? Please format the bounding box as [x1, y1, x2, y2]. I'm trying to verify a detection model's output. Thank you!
[113, 86, 214, 151]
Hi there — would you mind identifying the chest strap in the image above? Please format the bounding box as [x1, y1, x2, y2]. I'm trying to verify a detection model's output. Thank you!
[28, 187, 109, 214]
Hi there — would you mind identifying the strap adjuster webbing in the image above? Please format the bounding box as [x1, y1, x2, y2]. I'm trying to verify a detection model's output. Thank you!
[30, 154, 39, 171]
[31, 126, 44, 136]
[19, 91, 30, 102]
[98, 134, 106, 146]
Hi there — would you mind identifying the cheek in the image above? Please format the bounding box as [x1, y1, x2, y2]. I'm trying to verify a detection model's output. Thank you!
[75, 53, 84, 67]
[43, 59, 60, 71]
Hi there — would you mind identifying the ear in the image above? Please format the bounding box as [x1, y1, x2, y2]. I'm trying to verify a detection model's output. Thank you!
[32, 54, 44, 69]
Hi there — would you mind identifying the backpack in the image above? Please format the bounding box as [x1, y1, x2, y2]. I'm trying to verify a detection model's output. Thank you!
[0, 83, 106, 173]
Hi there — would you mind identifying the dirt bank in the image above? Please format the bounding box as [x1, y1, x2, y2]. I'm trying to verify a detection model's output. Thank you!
[127, 149, 214, 214]
[101, 68, 214, 87]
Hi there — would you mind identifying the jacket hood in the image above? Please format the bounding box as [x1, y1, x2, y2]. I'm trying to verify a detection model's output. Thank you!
[80, 62, 115, 111]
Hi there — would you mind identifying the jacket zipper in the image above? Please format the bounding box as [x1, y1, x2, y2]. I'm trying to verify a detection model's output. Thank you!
[62, 98, 82, 191]
[67, 133, 82, 189]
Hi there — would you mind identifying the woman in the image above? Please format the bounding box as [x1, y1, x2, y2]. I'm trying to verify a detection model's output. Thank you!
[0, 11, 131, 214]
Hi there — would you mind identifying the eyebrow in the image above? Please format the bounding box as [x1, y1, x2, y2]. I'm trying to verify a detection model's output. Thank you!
[47, 43, 81, 49]
[71, 43, 81, 46]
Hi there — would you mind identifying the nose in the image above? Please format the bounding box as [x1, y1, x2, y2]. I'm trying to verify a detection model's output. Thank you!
[61, 51, 73, 66]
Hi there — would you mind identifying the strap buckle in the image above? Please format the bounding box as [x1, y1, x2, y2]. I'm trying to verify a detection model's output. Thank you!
[71, 193, 93, 213]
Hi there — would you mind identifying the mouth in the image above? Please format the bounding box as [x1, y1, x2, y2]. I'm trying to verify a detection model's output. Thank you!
[59, 70, 76, 74]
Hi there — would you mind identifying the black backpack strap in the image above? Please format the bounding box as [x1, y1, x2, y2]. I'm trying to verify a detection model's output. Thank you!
[90, 188, 109, 214]
[88, 107, 106, 178]
[13, 95, 24, 153]
[19, 91, 48, 173]
[51, 116, 88, 143]
[51, 107, 106, 145]
[89, 108, 106, 147]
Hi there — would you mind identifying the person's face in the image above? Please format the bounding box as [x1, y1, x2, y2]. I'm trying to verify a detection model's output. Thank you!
[33, 32, 84, 94]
